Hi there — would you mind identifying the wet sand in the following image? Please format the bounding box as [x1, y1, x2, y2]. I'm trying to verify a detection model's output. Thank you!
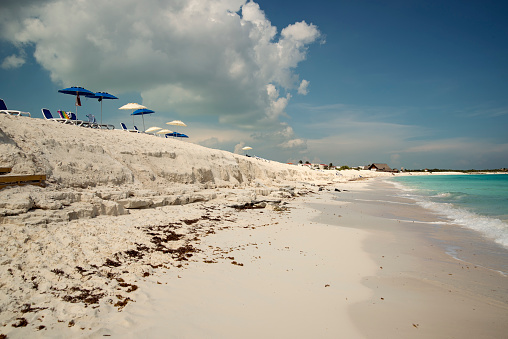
[315, 179, 508, 338]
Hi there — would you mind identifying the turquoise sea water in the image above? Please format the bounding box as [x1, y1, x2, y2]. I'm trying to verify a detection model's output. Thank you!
[390, 174, 508, 249]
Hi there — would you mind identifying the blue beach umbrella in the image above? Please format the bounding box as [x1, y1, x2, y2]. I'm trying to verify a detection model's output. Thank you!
[85, 92, 118, 125]
[166, 132, 189, 138]
[131, 108, 155, 131]
[58, 86, 95, 119]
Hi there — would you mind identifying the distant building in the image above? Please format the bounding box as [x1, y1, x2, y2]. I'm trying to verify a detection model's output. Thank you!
[367, 163, 394, 172]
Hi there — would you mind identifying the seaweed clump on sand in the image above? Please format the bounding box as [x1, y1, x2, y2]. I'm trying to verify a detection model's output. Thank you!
[61, 286, 106, 306]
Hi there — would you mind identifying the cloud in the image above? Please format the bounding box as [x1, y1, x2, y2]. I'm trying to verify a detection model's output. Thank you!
[298, 79, 310, 95]
[279, 138, 307, 149]
[0, 0, 321, 136]
[233, 142, 246, 154]
[1, 54, 25, 69]
[303, 113, 508, 169]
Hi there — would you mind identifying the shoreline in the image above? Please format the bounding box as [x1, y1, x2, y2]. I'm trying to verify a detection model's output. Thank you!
[331, 179, 508, 338]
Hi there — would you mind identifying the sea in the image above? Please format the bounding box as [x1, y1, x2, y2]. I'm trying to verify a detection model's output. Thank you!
[390, 174, 508, 250]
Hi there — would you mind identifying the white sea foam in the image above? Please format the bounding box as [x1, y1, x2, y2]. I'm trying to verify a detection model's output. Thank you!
[400, 195, 507, 248]
[434, 192, 451, 198]
[416, 199, 508, 248]
[386, 218, 449, 225]
[388, 179, 508, 249]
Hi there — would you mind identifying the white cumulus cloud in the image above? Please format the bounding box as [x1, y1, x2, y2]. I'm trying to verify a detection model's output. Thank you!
[279, 138, 307, 149]
[0, 0, 321, 137]
[298, 79, 310, 95]
[1, 54, 25, 69]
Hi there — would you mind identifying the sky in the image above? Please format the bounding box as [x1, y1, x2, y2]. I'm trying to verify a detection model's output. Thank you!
[1, 0, 507, 170]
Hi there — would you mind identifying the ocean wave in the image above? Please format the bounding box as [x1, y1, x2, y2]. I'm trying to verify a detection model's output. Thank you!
[433, 191, 470, 202]
[434, 192, 451, 198]
[389, 180, 415, 192]
[417, 199, 508, 249]
[388, 179, 508, 249]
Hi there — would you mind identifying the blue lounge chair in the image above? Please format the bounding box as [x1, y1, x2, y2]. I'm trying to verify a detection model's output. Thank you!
[41, 108, 67, 123]
[120, 122, 139, 133]
[0, 99, 31, 117]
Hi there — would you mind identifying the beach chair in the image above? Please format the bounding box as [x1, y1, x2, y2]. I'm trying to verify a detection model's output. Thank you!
[120, 122, 139, 133]
[69, 112, 93, 127]
[57, 110, 77, 125]
[86, 114, 115, 129]
[41, 108, 67, 123]
[58, 111, 90, 127]
[85, 114, 100, 128]
[0, 99, 31, 117]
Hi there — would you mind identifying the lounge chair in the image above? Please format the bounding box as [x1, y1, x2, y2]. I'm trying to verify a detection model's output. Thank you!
[57, 110, 77, 125]
[86, 114, 115, 129]
[85, 114, 100, 128]
[41, 108, 67, 123]
[58, 110, 91, 127]
[0, 99, 31, 117]
[120, 122, 139, 132]
[69, 112, 93, 127]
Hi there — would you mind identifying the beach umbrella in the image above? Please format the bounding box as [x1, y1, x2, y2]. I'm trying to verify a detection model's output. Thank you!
[85, 92, 118, 125]
[166, 132, 189, 138]
[145, 126, 162, 134]
[119, 103, 147, 128]
[242, 146, 252, 151]
[167, 120, 187, 127]
[131, 108, 155, 132]
[58, 86, 95, 119]
[119, 103, 147, 110]
[166, 120, 187, 136]
[156, 129, 173, 137]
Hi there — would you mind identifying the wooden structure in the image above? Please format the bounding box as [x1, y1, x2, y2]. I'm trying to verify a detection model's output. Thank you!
[0, 167, 46, 189]
[367, 163, 394, 172]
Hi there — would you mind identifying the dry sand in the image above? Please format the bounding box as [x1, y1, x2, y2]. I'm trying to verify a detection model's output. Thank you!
[1, 114, 506, 338]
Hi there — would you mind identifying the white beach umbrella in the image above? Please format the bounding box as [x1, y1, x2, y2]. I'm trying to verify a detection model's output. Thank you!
[156, 129, 173, 137]
[119, 103, 147, 110]
[242, 146, 253, 150]
[166, 120, 187, 137]
[119, 103, 147, 126]
[145, 126, 162, 133]
[166, 120, 187, 127]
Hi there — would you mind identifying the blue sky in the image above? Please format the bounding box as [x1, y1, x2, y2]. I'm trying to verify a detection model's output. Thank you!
[1, 0, 507, 170]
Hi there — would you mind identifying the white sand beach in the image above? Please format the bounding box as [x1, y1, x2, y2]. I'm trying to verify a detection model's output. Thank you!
[1, 114, 506, 338]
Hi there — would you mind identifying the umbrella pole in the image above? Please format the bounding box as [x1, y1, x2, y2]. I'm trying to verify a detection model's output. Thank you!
[142, 114, 145, 132]
[100, 100, 103, 125]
